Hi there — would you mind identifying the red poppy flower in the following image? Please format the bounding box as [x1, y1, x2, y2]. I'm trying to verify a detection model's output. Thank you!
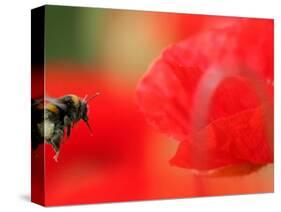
[136, 19, 274, 173]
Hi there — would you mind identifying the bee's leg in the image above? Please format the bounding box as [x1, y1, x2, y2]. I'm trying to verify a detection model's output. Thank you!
[53, 150, 60, 162]
[66, 125, 71, 138]
[64, 116, 72, 139]
[51, 127, 64, 162]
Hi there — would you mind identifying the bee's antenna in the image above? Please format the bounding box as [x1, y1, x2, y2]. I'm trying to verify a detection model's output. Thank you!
[86, 92, 100, 103]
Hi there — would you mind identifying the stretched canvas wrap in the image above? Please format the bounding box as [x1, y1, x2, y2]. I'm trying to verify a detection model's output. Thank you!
[31, 5, 274, 206]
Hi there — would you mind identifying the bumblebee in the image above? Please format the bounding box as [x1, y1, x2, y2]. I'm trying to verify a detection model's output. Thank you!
[31, 93, 100, 161]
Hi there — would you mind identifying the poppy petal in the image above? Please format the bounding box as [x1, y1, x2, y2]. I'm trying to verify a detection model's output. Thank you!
[170, 105, 273, 170]
[136, 19, 273, 170]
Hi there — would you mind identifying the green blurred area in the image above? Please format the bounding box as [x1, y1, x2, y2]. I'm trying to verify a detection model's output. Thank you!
[45, 6, 107, 65]
[45, 5, 174, 76]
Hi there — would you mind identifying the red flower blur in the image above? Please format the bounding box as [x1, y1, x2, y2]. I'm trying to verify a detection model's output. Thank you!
[136, 19, 274, 172]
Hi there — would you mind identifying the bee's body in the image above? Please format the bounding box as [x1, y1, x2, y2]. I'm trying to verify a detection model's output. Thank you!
[31, 93, 99, 161]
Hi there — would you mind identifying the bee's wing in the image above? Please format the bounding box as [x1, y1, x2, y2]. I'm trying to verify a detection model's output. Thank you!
[45, 96, 67, 110]
[32, 96, 67, 110]
[31, 98, 44, 106]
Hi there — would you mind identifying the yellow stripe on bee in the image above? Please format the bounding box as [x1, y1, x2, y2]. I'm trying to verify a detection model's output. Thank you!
[70, 95, 80, 106]
[46, 103, 59, 113]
